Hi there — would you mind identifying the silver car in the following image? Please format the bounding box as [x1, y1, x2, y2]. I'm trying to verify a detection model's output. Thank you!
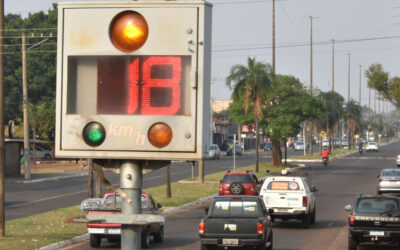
[377, 169, 400, 194]
[208, 144, 221, 159]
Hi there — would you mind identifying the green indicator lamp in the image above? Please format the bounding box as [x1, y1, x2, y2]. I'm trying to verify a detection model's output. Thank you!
[83, 122, 106, 147]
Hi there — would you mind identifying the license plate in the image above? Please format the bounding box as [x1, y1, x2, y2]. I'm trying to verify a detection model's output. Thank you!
[223, 238, 238, 245]
[369, 231, 384, 236]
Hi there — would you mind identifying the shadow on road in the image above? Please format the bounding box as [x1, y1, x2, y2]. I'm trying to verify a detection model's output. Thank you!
[272, 219, 346, 230]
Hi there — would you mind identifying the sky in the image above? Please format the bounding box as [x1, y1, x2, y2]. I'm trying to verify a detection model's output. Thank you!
[6, 0, 400, 111]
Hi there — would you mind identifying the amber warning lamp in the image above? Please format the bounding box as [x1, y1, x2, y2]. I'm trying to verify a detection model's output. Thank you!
[148, 123, 173, 148]
[109, 10, 149, 52]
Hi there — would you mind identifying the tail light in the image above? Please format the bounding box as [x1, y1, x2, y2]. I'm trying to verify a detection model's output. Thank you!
[302, 196, 308, 207]
[349, 214, 354, 225]
[257, 223, 263, 234]
[199, 222, 205, 234]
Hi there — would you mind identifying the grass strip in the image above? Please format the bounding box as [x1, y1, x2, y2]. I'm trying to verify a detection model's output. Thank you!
[0, 161, 288, 249]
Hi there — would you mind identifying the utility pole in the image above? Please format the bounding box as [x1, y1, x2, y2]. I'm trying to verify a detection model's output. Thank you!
[359, 65, 362, 106]
[22, 34, 31, 180]
[272, 0, 275, 73]
[305, 15, 318, 156]
[368, 87, 371, 121]
[331, 39, 335, 92]
[347, 53, 351, 148]
[0, 0, 4, 238]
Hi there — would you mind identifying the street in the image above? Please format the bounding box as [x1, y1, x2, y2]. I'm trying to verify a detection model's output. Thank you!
[57, 141, 400, 249]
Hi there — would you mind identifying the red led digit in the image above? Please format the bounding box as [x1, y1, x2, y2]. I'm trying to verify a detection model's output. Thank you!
[126, 57, 139, 114]
[141, 56, 182, 115]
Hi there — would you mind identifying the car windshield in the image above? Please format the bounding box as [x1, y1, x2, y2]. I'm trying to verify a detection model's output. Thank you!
[355, 197, 399, 213]
[209, 145, 216, 150]
[369, 142, 377, 145]
[221, 174, 253, 184]
[212, 200, 260, 218]
[296, 142, 303, 145]
[381, 170, 400, 177]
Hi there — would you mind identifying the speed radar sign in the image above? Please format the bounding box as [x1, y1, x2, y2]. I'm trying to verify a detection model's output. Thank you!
[55, 1, 212, 160]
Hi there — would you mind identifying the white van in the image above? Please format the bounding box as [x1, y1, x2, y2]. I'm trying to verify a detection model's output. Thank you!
[259, 175, 317, 228]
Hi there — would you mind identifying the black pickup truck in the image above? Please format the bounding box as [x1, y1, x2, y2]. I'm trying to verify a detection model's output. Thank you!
[345, 195, 400, 250]
[199, 195, 273, 250]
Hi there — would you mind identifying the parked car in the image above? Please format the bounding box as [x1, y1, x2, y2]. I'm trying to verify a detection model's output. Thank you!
[334, 138, 341, 148]
[80, 192, 164, 248]
[199, 195, 273, 250]
[29, 145, 53, 160]
[377, 168, 400, 194]
[397, 154, 400, 167]
[366, 141, 379, 152]
[345, 195, 400, 250]
[322, 139, 329, 147]
[219, 171, 262, 196]
[264, 142, 273, 151]
[207, 144, 220, 159]
[341, 139, 349, 148]
[259, 175, 317, 228]
[226, 144, 242, 156]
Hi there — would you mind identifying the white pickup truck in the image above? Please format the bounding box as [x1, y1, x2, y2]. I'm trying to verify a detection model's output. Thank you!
[259, 175, 317, 228]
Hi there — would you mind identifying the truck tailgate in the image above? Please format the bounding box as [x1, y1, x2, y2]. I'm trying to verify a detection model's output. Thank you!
[263, 191, 303, 208]
[204, 218, 258, 236]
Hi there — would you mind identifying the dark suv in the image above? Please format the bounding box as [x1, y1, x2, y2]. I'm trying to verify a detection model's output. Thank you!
[345, 195, 400, 250]
[219, 171, 262, 196]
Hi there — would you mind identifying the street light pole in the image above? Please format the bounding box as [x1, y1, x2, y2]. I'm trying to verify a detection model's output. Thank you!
[359, 65, 362, 106]
[22, 34, 31, 180]
[347, 53, 351, 148]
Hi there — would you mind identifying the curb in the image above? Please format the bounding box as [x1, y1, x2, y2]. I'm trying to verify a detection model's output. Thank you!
[12, 172, 88, 184]
[39, 234, 89, 250]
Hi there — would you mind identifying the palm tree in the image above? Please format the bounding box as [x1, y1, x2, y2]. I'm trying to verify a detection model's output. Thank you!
[226, 57, 272, 172]
[344, 100, 362, 149]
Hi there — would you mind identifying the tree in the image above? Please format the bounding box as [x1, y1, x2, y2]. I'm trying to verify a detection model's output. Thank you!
[263, 75, 322, 166]
[344, 100, 362, 149]
[226, 57, 272, 172]
[365, 63, 400, 108]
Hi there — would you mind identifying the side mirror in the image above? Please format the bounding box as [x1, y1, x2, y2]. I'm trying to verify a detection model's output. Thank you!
[157, 203, 162, 209]
[310, 186, 318, 192]
[344, 204, 352, 211]
[205, 207, 209, 215]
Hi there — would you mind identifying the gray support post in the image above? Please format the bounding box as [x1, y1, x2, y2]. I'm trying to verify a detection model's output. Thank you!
[120, 161, 143, 250]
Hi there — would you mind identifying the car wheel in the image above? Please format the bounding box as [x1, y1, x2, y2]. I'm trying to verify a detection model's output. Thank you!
[301, 214, 311, 228]
[348, 234, 357, 250]
[266, 231, 273, 250]
[311, 207, 316, 224]
[201, 244, 211, 250]
[44, 154, 52, 160]
[154, 226, 164, 243]
[141, 228, 151, 249]
[229, 182, 244, 195]
[90, 234, 101, 248]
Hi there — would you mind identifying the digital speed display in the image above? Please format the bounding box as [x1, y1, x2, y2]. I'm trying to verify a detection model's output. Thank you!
[97, 56, 190, 116]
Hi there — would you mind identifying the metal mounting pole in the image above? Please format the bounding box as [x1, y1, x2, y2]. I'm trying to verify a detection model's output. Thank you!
[120, 160, 142, 250]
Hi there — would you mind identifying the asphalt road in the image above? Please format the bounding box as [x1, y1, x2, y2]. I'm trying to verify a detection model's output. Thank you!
[61, 140, 400, 250]
[5, 145, 318, 221]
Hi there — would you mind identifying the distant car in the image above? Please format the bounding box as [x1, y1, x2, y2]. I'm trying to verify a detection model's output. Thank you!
[219, 171, 262, 196]
[226, 144, 242, 156]
[341, 139, 348, 148]
[334, 138, 341, 148]
[264, 142, 272, 151]
[322, 139, 329, 147]
[377, 169, 400, 194]
[345, 195, 400, 250]
[29, 145, 53, 160]
[397, 155, 400, 167]
[294, 141, 308, 151]
[259, 175, 317, 228]
[207, 144, 220, 159]
[366, 141, 378, 152]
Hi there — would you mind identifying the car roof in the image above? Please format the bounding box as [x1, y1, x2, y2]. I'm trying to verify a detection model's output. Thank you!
[212, 195, 262, 201]
[225, 171, 252, 176]
[265, 176, 305, 181]
[381, 168, 400, 173]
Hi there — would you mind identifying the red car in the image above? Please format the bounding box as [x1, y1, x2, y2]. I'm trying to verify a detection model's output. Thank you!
[85, 192, 164, 248]
[219, 171, 262, 196]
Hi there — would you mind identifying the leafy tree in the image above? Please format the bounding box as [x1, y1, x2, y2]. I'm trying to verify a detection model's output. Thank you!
[263, 75, 322, 166]
[226, 57, 272, 172]
[344, 100, 362, 149]
[365, 63, 400, 108]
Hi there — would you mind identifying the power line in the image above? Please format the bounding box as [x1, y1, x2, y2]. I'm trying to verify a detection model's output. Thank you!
[212, 35, 400, 52]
